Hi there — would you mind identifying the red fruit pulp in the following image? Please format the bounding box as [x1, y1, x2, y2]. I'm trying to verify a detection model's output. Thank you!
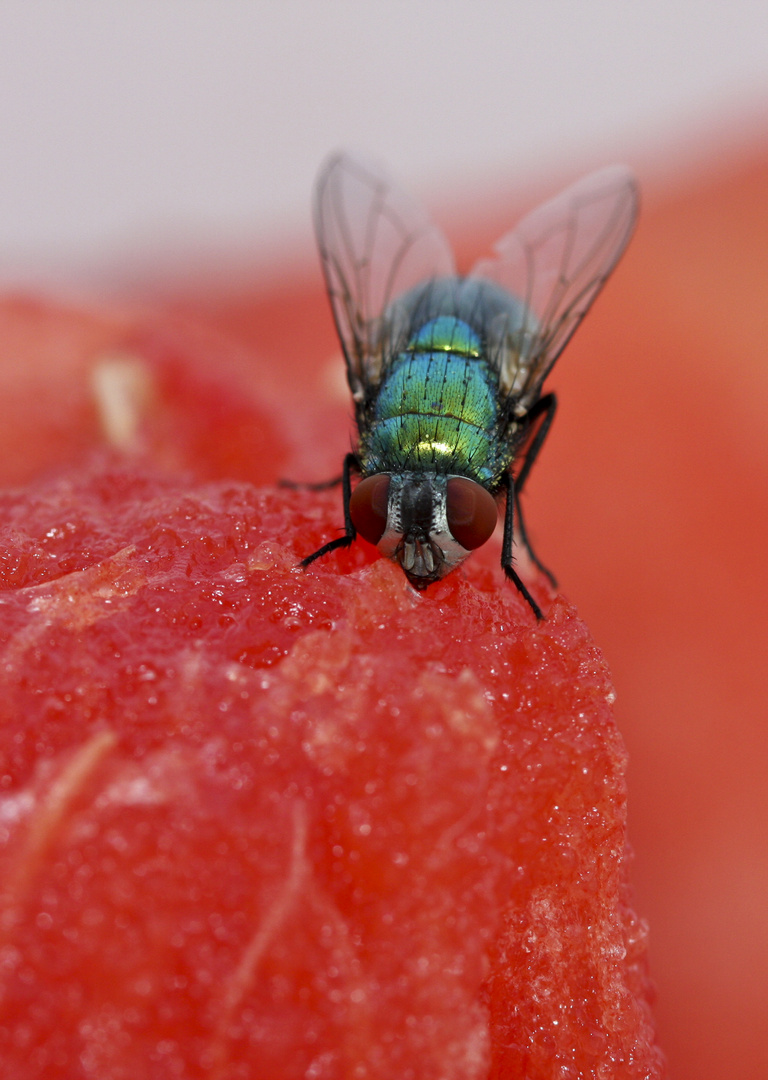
[0, 459, 662, 1078]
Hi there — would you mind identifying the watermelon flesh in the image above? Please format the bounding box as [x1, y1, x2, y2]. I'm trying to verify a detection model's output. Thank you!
[0, 295, 664, 1076]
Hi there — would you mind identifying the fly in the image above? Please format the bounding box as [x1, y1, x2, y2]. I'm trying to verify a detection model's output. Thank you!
[300, 152, 638, 619]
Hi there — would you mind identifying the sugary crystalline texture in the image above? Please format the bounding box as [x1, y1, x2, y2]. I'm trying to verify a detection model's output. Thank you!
[0, 450, 665, 1078]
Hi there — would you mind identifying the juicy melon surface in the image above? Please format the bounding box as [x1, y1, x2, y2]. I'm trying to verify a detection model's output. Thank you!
[0, 462, 662, 1077]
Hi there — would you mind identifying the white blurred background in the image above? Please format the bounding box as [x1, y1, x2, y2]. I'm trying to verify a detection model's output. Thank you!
[0, 1, 766, 284]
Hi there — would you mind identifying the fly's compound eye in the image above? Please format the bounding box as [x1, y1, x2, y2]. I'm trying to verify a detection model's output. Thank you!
[349, 474, 391, 545]
[446, 477, 498, 550]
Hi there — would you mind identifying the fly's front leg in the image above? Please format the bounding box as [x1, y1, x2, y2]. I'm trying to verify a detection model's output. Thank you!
[500, 472, 545, 621]
[300, 452, 360, 567]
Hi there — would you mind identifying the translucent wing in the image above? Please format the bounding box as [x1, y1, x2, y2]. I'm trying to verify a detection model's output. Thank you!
[470, 165, 638, 410]
[314, 151, 455, 404]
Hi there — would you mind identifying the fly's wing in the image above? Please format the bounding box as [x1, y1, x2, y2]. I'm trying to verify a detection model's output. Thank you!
[314, 152, 455, 407]
[470, 165, 638, 411]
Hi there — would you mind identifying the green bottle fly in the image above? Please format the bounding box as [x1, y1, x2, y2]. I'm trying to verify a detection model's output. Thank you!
[301, 152, 638, 619]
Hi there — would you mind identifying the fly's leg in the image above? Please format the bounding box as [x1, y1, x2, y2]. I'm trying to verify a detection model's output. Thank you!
[513, 484, 558, 589]
[279, 476, 343, 491]
[500, 472, 545, 621]
[513, 392, 558, 588]
[515, 393, 557, 494]
[300, 452, 360, 567]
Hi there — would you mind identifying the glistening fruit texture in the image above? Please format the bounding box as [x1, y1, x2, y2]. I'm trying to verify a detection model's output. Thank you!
[0, 456, 663, 1079]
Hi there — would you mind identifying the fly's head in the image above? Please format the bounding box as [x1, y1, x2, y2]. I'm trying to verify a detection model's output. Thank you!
[349, 472, 499, 588]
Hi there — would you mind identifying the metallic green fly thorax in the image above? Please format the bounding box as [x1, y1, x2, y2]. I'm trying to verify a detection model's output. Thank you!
[407, 315, 482, 357]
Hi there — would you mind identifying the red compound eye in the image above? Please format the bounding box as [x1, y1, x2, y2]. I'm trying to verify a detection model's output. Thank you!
[350, 474, 391, 545]
[446, 477, 498, 551]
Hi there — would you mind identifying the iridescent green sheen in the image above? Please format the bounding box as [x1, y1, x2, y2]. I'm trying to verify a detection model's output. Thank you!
[360, 320, 508, 484]
[407, 316, 481, 357]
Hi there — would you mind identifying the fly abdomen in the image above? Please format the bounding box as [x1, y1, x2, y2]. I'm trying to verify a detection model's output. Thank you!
[360, 347, 503, 482]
